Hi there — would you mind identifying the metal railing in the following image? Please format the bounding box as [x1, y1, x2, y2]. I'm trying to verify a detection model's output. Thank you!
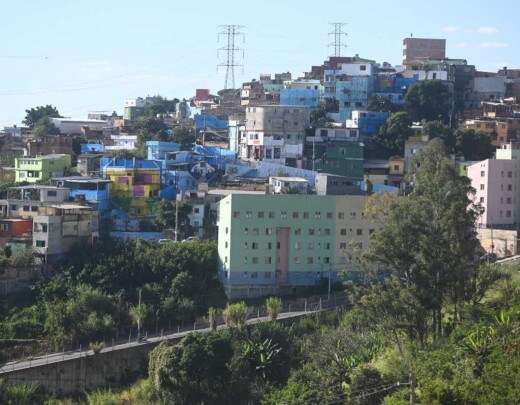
[0, 292, 349, 374]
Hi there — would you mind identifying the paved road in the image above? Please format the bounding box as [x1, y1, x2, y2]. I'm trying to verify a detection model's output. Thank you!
[0, 310, 313, 375]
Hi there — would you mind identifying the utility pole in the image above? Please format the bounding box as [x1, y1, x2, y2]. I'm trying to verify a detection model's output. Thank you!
[217, 25, 245, 89]
[137, 288, 142, 341]
[174, 198, 179, 242]
[328, 22, 347, 57]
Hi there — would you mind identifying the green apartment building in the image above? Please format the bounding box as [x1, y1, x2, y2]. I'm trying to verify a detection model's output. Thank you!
[308, 141, 364, 178]
[217, 194, 374, 298]
[15, 154, 71, 184]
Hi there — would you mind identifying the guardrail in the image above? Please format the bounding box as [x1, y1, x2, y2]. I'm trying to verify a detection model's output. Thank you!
[0, 293, 349, 374]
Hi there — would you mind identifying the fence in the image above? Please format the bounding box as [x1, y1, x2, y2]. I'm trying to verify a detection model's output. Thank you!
[0, 292, 349, 374]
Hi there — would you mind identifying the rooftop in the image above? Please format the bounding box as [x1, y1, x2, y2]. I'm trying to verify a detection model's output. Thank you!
[52, 176, 111, 184]
[270, 176, 309, 183]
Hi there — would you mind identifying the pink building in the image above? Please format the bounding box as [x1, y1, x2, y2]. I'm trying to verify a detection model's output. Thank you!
[468, 159, 518, 228]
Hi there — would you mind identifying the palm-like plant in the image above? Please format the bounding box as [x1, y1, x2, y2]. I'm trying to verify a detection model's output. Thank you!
[129, 303, 148, 340]
[242, 338, 282, 379]
[208, 307, 221, 331]
[223, 302, 248, 329]
[265, 297, 282, 321]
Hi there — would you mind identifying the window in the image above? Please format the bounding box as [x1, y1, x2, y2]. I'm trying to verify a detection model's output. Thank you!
[246, 210, 252, 218]
[23, 205, 30, 212]
[340, 228, 347, 236]
[507, 197, 512, 204]
[244, 227, 249, 234]
[252, 258, 259, 265]
[194, 207, 200, 213]
[252, 242, 259, 250]
[338, 212, 344, 220]
[480, 171, 485, 177]
[292, 211, 299, 219]
[325, 243, 331, 250]
[360, 65, 367, 71]
[324, 257, 330, 264]
[265, 257, 272, 264]
[10, 205, 17, 211]
[369, 229, 375, 235]
[308, 242, 314, 250]
[294, 257, 300, 264]
[268, 211, 275, 218]
[34, 223, 48, 233]
[252, 228, 259, 236]
[244, 242, 249, 249]
[326, 212, 333, 219]
[257, 211, 264, 218]
[480, 197, 485, 203]
[225, 241, 228, 248]
[265, 228, 272, 235]
[264, 272, 272, 278]
[35, 240, 46, 248]
[324, 228, 331, 236]
[267, 242, 273, 250]
[225, 227, 229, 234]
[308, 228, 315, 235]
[356, 229, 363, 236]
[294, 228, 301, 235]
[295, 242, 301, 250]
[47, 190, 57, 197]
[340, 242, 347, 249]
[307, 257, 314, 264]
[508, 171, 513, 178]
[225, 256, 228, 263]
[480, 184, 485, 190]
[243, 257, 248, 264]
[506, 210, 512, 218]
[281, 211, 287, 219]
[508, 184, 513, 191]
[303, 212, 309, 219]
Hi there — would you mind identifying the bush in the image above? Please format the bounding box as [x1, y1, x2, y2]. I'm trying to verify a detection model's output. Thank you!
[265, 297, 282, 321]
[223, 302, 248, 329]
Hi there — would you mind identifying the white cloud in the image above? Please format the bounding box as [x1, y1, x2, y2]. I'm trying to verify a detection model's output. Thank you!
[480, 42, 509, 48]
[442, 26, 461, 33]
[477, 26, 499, 34]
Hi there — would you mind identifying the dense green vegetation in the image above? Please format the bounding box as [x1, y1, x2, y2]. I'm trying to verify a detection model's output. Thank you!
[0, 240, 225, 356]
[3, 137, 519, 404]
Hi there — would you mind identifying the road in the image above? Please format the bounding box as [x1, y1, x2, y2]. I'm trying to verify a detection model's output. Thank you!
[0, 310, 313, 375]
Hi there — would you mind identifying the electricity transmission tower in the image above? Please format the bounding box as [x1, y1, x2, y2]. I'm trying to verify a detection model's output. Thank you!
[217, 25, 245, 89]
[328, 22, 347, 57]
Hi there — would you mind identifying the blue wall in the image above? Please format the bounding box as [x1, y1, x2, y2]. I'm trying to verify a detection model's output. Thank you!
[280, 88, 321, 107]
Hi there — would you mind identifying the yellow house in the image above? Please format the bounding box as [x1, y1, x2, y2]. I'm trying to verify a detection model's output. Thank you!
[101, 158, 161, 216]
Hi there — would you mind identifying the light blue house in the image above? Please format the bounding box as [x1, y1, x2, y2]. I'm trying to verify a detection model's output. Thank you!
[52, 176, 111, 213]
[280, 88, 321, 108]
[146, 141, 180, 161]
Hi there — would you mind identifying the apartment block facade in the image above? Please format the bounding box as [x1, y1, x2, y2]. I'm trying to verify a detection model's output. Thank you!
[15, 154, 71, 184]
[217, 194, 374, 298]
[239, 105, 310, 167]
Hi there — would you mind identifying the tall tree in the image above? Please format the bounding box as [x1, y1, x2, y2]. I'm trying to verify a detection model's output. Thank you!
[367, 95, 400, 113]
[364, 139, 483, 342]
[422, 121, 456, 153]
[405, 81, 452, 123]
[372, 111, 413, 157]
[455, 129, 495, 161]
[23, 105, 61, 128]
[32, 117, 61, 138]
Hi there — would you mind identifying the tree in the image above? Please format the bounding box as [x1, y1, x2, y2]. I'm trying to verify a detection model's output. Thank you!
[405, 81, 452, 123]
[208, 307, 221, 331]
[148, 333, 235, 404]
[32, 117, 61, 138]
[372, 111, 413, 157]
[367, 95, 400, 113]
[223, 302, 248, 329]
[23, 105, 61, 128]
[422, 121, 456, 153]
[155, 199, 192, 233]
[364, 139, 484, 343]
[455, 129, 495, 161]
[265, 297, 282, 321]
[173, 127, 196, 150]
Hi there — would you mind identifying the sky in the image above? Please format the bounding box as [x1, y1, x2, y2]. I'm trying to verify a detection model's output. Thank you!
[0, 0, 518, 126]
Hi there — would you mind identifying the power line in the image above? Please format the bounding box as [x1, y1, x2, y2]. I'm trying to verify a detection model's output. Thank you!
[217, 25, 245, 90]
[328, 22, 348, 57]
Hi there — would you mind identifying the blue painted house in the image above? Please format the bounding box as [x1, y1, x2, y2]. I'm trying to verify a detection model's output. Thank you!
[52, 176, 111, 212]
[280, 88, 321, 108]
